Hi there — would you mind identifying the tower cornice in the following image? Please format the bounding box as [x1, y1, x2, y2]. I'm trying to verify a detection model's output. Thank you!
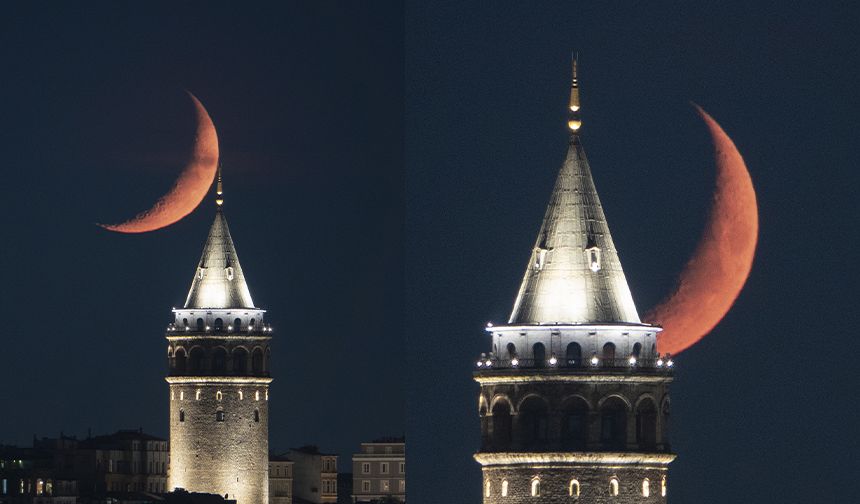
[474, 452, 676, 467]
[165, 376, 273, 385]
[473, 372, 673, 385]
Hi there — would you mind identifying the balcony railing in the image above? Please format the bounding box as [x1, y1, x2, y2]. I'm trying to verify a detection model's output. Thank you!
[166, 325, 273, 336]
[475, 356, 674, 372]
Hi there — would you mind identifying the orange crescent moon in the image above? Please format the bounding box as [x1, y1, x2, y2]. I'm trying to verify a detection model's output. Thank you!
[645, 105, 758, 355]
[99, 92, 219, 233]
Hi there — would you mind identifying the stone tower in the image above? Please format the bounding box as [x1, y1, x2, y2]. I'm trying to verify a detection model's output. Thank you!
[474, 58, 676, 503]
[166, 173, 272, 504]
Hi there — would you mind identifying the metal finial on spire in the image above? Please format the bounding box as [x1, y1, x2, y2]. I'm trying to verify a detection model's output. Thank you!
[568, 53, 582, 133]
[215, 164, 224, 207]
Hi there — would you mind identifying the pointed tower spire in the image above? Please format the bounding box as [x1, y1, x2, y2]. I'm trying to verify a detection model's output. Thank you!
[183, 167, 255, 309]
[508, 59, 640, 325]
[215, 163, 224, 207]
[567, 53, 582, 133]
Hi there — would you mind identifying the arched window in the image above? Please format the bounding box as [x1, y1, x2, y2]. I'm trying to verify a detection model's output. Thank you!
[661, 475, 667, 497]
[501, 480, 509, 497]
[182, 318, 188, 327]
[252, 348, 264, 375]
[216, 391, 223, 402]
[188, 348, 204, 374]
[506, 343, 517, 361]
[255, 390, 260, 401]
[519, 396, 549, 447]
[195, 389, 201, 401]
[179, 409, 185, 422]
[569, 479, 580, 497]
[232, 348, 248, 374]
[234, 318, 242, 330]
[216, 410, 225, 422]
[212, 348, 227, 374]
[254, 409, 260, 422]
[530, 478, 540, 497]
[196, 318, 205, 331]
[642, 478, 650, 497]
[214, 318, 223, 331]
[491, 400, 513, 449]
[249, 318, 256, 328]
[561, 397, 589, 450]
[632, 342, 642, 358]
[609, 477, 619, 496]
[600, 397, 627, 450]
[485, 480, 491, 498]
[602, 342, 616, 366]
[265, 348, 271, 373]
[636, 399, 658, 450]
[174, 348, 187, 374]
[533, 342, 546, 368]
[565, 342, 582, 367]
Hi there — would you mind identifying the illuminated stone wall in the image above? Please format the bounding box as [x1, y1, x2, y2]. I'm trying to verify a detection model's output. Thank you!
[475, 369, 673, 503]
[480, 463, 668, 504]
[168, 381, 270, 504]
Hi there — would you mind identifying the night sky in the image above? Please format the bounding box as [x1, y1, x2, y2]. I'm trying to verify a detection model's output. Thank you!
[1, 2, 404, 470]
[1, 2, 857, 503]
[405, 2, 855, 503]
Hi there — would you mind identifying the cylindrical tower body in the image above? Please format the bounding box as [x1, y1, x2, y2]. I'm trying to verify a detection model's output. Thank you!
[166, 309, 272, 504]
[164, 204, 273, 504]
[475, 59, 677, 502]
[474, 325, 673, 503]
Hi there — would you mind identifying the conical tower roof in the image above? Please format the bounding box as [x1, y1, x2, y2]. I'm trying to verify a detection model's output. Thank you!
[508, 61, 639, 325]
[183, 207, 256, 309]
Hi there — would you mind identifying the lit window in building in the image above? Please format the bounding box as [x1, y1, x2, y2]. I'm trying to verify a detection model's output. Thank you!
[362, 463, 370, 474]
[2, 478, 7, 495]
[531, 478, 540, 497]
[381, 480, 390, 492]
[661, 475, 667, 496]
[180, 391, 184, 401]
[381, 462, 389, 474]
[642, 478, 650, 497]
[238, 390, 244, 400]
[196, 389, 202, 400]
[485, 480, 491, 497]
[255, 390, 260, 401]
[171, 390, 174, 401]
[609, 477, 619, 496]
[35, 479, 44, 496]
[501, 480, 509, 497]
[361, 481, 371, 492]
[569, 479, 580, 497]
[216, 391, 222, 401]
[399, 480, 405, 492]
[216, 410, 225, 422]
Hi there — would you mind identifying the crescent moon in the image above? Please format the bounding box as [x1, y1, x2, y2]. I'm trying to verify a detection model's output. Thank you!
[645, 105, 758, 355]
[99, 91, 219, 233]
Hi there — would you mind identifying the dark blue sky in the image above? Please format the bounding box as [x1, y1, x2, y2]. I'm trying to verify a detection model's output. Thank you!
[405, 1, 855, 503]
[0, 2, 404, 470]
[1, 2, 857, 502]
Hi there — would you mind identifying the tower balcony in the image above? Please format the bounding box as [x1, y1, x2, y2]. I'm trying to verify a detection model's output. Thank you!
[473, 354, 674, 374]
[166, 323, 273, 337]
